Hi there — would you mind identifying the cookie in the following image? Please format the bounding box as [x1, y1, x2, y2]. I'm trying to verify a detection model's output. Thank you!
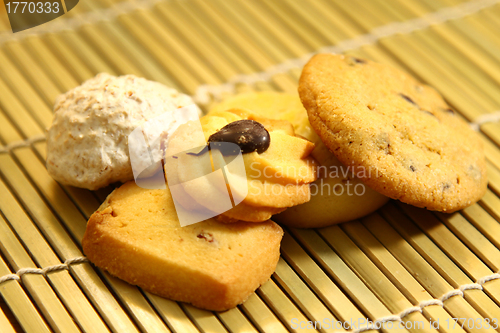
[273, 140, 390, 228]
[46, 73, 200, 190]
[165, 110, 317, 223]
[299, 54, 487, 212]
[211, 92, 390, 227]
[209, 91, 318, 143]
[82, 181, 283, 311]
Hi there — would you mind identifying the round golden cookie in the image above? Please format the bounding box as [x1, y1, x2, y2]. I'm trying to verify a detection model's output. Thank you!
[299, 54, 487, 212]
[209, 91, 318, 143]
[273, 140, 389, 228]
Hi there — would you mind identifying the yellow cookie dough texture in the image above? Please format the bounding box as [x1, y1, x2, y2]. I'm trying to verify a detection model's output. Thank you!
[167, 108, 317, 223]
[210, 92, 389, 228]
[82, 181, 283, 311]
[210, 91, 318, 143]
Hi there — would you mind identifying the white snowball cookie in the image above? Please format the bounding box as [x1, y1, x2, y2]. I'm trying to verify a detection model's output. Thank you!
[46, 73, 201, 190]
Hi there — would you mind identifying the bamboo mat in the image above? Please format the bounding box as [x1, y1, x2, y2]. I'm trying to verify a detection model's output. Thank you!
[1, 0, 500, 332]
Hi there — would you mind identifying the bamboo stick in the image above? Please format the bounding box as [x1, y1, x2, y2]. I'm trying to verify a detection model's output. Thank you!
[239, 293, 289, 333]
[0, 304, 16, 333]
[383, 203, 500, 307]
[0, 257, 51, 333]
[273, 257, 342, 333]
[345, 217, 491, 333]
[319, 225, 438, 333]
[290, 228, 410, 333]
[0, 213, 83, 333]
[0, 74, 44, 138]
[216, 307, 259, 333]
[363, 212, 500, 322]
[0, 111, 23, 145]
[281, 231, 371, 324]
[0, 155, 140, 332]
[256, 278, 317, 332]
[2, 42, 63, 105]
[11, 146, 173, 332]
[145, 293, 200, 333]
[0, 51, 53, 129]
[478, 190, 500, 223]
[180, 304, 228, 333]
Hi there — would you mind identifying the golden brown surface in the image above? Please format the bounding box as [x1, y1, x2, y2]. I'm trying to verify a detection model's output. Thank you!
[300, 54, 487, 212]
[2, 1, 500, 331]
[166, 109, 317, 222]
[82, 181, 283, 311]
[211, 92, 390, 227]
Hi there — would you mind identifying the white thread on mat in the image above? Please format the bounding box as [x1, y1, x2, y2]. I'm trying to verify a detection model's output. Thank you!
[0, 257, 88, 285]
[192, 0, 500, 105]
[0, 1, 499, 153]
[0, 0, 166, 45]
[0, 257, 498, 332]
[470, 110, 500, 131]
[345, 272, 500, 333]
[1, 110, 500, 155]
[0, 133, 46, 154]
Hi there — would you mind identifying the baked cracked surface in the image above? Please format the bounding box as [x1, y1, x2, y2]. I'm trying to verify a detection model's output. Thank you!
[299, 54, 487, 212]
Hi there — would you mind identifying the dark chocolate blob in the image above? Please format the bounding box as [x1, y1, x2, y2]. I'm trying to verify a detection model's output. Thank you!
[400, 93, 417, 105]
[352, 57, 366, 64]
[208, 119, 270, 155]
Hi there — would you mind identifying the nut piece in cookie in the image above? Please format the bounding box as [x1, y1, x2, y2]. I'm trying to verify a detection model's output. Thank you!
[211, 92, 390, 227]
[46, 73, 200, 190]
[299, 54, 487, 212]
[82, 181, 283, 311]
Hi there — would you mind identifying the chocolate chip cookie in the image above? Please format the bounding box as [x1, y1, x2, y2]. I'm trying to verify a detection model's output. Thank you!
[299, 54, 487, 212]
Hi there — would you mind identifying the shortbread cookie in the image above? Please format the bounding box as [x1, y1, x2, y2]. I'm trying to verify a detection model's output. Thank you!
[211, 92, 389, 227]
[299, 54, 487, 212]
[46, 73, 200, 190]
[82, 181, 283, 311]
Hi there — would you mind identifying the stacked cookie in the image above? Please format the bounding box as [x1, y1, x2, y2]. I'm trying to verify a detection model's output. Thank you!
[165, 108, 317, 223]
[82, 108, 316, 311]
[208, 92, 391, 227]
[52, 54, 488, 312]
